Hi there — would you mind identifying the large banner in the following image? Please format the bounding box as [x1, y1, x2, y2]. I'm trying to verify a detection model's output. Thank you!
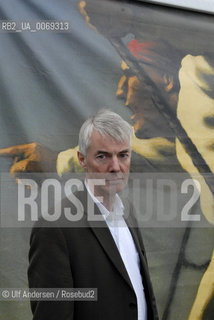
[0, 0, 213, 319]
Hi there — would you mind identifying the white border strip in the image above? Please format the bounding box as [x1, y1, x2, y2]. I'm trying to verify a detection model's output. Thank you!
[140, 0, 214, 14]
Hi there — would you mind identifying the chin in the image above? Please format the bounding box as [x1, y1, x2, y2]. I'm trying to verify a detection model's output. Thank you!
[104, 180, 127, 194]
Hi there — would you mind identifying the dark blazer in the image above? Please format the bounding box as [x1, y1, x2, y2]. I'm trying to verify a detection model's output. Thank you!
[28, 186, 159, 320]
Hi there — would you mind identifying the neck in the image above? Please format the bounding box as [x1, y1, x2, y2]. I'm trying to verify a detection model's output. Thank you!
[87, 179, 116, 211]
[100, 193, 115, 212]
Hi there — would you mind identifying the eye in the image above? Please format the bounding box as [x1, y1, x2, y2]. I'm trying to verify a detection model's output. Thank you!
[120, 153, 129, 158]
[96, 154, 105, 160]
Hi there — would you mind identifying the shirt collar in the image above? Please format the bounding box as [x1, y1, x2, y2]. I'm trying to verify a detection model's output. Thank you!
[84, 179, 124, 219]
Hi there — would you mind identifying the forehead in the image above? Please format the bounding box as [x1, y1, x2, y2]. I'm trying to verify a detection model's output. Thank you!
[88, 129, 130, 152]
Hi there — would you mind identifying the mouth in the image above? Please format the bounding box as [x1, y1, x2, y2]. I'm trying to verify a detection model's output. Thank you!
[105, 174, 128, 183]
[107, 178, 124, 183]
[106, 176, 124, 182]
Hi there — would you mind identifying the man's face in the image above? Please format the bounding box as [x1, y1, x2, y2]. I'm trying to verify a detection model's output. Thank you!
[117, 64, 178, 139]
[78, 129, 131, 196]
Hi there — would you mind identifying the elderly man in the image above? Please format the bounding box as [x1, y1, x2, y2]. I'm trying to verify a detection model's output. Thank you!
[28, 109, 158, 320]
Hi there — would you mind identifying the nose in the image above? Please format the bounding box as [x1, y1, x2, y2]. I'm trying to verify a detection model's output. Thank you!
[109, 155, 120, 172]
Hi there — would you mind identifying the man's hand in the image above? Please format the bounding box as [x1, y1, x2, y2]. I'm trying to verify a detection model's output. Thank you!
[0, 142, 58, 177]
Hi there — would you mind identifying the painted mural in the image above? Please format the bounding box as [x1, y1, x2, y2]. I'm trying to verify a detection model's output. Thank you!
[0, 1, 213, 319]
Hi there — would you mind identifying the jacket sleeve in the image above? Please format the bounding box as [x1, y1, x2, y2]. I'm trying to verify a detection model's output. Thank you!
[28, 226, 74, 320]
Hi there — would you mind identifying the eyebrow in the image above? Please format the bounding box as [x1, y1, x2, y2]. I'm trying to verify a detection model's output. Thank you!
[119, 149, 130, 154]
[96, 149, 130, 155]
[96, 151, 109, 155]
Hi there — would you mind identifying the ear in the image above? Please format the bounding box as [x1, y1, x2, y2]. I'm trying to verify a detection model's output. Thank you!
[77, 151, 87, 169]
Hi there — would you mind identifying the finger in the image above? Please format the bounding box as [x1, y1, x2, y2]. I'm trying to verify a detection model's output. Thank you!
[12, 161, 50, 187]
[116, 75, 127, 98]
[9, 159, 30, 175]
[126, 76, 140, 107]
[10, 158, 44, 174]
[0, 144, 30, 157]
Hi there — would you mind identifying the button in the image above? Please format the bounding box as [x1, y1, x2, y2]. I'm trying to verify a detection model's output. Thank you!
[129, 302, 137, 309]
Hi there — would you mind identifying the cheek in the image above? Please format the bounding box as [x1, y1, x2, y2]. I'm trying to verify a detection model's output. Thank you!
[91, 161, 108, 172]
[122, 160, 131, 172]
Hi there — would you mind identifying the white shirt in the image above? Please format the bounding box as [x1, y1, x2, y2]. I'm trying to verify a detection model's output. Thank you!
[85, 181, 147, 320]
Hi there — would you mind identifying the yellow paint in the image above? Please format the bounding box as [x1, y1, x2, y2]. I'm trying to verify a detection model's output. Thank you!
[78, 1, 97, 31]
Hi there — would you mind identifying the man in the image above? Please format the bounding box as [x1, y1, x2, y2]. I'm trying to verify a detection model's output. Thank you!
[28, 109, 159, 320]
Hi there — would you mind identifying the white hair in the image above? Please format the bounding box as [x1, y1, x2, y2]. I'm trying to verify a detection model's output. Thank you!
[78, 109, 132, 155]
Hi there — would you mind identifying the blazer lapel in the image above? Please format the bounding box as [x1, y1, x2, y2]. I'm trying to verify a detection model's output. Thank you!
[123, 200, 147, 265]
[77, 187, 133, 290]
[88, 205, 134, 290]
[124, 201, 156, 317]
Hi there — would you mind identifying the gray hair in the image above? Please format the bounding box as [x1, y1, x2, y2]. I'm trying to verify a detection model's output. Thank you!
[78, 109, 132, 155]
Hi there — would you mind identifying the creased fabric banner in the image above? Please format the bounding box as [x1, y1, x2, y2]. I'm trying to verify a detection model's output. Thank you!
[0, 1, 214, 319]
